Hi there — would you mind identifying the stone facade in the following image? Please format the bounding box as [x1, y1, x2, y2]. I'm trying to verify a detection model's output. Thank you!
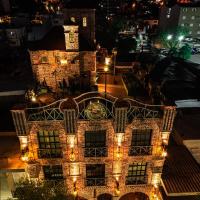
[29, 50, 96, 91]
[11, 94, 176, 200]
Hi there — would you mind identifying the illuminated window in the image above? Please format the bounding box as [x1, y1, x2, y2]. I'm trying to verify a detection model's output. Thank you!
[197, 31, 200, 34]
[190, 23, 193, 27]
[182, 16, 186, 20]
[126, 163, 147, 185]
[37, 130, 62, 158]
[181, 23, 184, 26]
[43, 165, 63, 180]
[69, 31, 75, 43]
[70, 17, 75, 23]
[83, 17, 87, 27]
[191, 16, 195, 20]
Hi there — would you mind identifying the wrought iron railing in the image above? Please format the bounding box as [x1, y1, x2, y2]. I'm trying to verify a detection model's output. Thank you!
[38, 148, 62, 158]
[125, 175, 147, 185]
[84, 147, 108, 157]
[129, 146, 152, 156]
[85, 177, 106, 186]
[26, 98, 67, 121]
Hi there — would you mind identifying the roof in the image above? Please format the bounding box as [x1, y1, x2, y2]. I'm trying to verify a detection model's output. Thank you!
[162, 142, 200, 195]
[161, 187, 200, 200]
[0, 135, 25, 170]
[28, 26, 95, 51]
[173, 108, 200, 140]
[150, 57, 200, 100]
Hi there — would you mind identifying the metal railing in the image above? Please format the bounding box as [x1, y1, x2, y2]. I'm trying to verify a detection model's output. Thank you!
[129, 146, 152, 156]
[84, 147, 108, 157]
[85, 177, 107, 186]
[125, 175, 147, 185]
[38, 148, 62, 158]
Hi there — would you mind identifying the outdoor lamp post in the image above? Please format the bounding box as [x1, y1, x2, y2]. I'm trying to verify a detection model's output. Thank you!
[104, 65, 109, 98]
[104, 59, 109, 98]
[112, 48, 117, 77]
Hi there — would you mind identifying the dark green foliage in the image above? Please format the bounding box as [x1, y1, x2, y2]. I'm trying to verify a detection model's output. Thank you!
[178, 44, 192, 60]
[117, 37, 137, 53]
[13, 178, 71, 200]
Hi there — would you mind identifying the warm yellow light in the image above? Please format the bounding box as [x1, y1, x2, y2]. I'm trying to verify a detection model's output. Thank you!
[21, 155, 29, 162]
[115, 188, 120, 196]
[31, 96, 36, 102]
[105, 57, 111, 65]
[68, 135, 76, 148]
[116, 133, 123, 146]
[162, 151, 167, 157]
[154, 183, 158, 188]
[73, 176, 77, 183]
[73, 190, 78, 197]
[70, 150, 75, 161]
[104, 66, 109, 72]
[116, 146, 122, 158]
[60, 59, 68, 65]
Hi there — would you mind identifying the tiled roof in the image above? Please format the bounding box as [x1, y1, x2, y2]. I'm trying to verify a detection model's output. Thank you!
[162, 143, 200, 195]
[161, 187, 200, 200]
[173, 108, 200, 140]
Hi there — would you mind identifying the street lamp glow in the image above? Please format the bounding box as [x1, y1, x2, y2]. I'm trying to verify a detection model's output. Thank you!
[178, 35, 184, 41]
[104, 66, 109, 72]
[167, 35, 173, 40]
[105, 57, 111, 66]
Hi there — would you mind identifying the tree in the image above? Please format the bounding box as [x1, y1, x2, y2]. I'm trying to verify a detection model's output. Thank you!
[117, 37, 137, 53]
[12, 178, 72, 200]
[178, 44, 192, 60]
[160, 26, 189, 49]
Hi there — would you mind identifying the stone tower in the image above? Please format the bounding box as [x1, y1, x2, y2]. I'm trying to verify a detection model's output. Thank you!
[63, 25, 79, 51]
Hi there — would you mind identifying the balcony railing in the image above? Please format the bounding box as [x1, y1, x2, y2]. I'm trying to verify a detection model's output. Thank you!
[126, 175, 147, 185]
[38, 148, 62, 158]
[84, 147, 108, 157]
[129, 146, 152, 156]
[85, 177, 106, 186]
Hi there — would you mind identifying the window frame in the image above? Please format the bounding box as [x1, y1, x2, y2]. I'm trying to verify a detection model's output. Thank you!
[131, 129, 152, 146]
[86, 164, 105, 178]
[85, 130, 106, 147]
[43, 165, 63, 180]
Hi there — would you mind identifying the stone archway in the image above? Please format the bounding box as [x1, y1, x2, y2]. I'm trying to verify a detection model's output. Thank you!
[119, 192, 149, 200]
[97, 193, 112, 200]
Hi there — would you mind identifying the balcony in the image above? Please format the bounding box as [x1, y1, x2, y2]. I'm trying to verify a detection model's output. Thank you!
[85, 177, 106, 186]
[38, 148, 62, 158]
[84, 147, 107, 157]
[129, 146, 152, 156]
[126, 175, 147, 185]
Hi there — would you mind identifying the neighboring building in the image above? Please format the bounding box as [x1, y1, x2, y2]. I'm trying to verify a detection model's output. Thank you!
[63, 9, 95, 46]
[11, 91, 176, 200]
[161, 140, 200, 200]
[159, 4, 200, 37]
[161, 107, 200, 199]
[28, 24, 96, 91]
[172, 107, 200, 164]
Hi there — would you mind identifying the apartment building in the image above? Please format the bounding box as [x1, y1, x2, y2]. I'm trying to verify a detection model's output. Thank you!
[159, 4, 200, 37]
[11, 92, 176, 200]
